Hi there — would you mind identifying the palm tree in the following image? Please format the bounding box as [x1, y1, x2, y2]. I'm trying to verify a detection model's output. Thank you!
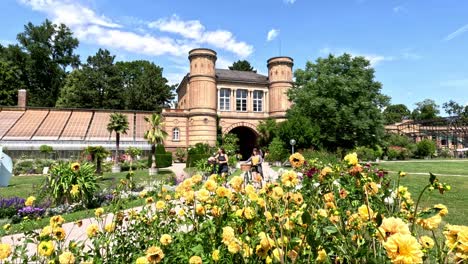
[144, 113, 168, 174]
[84, 146, 110, 175]
[107, 113, 129, 172]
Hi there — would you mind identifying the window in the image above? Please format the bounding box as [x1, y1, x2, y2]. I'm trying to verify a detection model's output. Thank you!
[219, 88, 230, 111]
[172, 128, 180, 141]
[236, 89, 247, 111]
[253, 90, 263, 112]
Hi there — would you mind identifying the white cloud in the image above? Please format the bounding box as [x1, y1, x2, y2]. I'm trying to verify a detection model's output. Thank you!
[319, 47, 394, 66]
[267, 29, 280, 42]
[0, 39, 15, 46]
[283, 0, 296, 4]
[19, 0, 254, 58]
[148, 15, 253, 58]
[444, 24, 468, 41]
[216, 57, 233, 69]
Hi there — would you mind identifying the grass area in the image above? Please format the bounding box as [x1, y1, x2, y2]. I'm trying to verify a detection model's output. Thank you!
[0, 169, 175, 199]
[378, 161, 468, 225]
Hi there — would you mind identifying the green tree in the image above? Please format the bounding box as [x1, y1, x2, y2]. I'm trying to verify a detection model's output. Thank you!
[290, 53, 390, 151]
[416, 139, 436, 158]
[228, 60, 256, 72]
[107, 113, 129, 170]
[84, 146, 110, 174]
[56, 49, 123, 109]
[116, 60, 175, 111]
[277, 114, 320, 150]
[411, 99, 440, 120]
[144, 114, 168, 171]
[15, 20, 79, 106]
[383, 104, 411, 124]
[0, 60, 23, 105]
[443, 100, 468, 117]
[257, 118, 278, 148]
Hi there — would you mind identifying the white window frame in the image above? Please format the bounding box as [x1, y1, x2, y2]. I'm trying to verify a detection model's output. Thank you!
[253, 90, 263, 112]
[172, 127, 180, 141]
[218, 88, 231, 111]
[236, 89, 248, 112]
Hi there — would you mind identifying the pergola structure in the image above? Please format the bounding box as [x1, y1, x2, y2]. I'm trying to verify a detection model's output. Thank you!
[385, 117, 468, 154]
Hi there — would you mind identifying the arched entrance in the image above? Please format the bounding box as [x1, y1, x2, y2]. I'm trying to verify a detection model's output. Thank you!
[228, 126, 258, 161]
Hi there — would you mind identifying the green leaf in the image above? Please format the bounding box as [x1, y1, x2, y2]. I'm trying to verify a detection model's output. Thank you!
[417, 208, 441, 219]
[323, 226, 338, 234]
[429, 172, 436, 185]
[191, 244, 204, 255]
[302, 211, 312, 225]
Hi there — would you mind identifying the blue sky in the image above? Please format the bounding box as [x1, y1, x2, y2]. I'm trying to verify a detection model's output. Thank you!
[0, 0, 467, 112]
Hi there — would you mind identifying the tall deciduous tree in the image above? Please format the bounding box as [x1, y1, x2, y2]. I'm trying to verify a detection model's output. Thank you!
[144, 114, 168, 171]
[228, 60, 256, 72]
[116, 60, 174, 111]
[56, 49, 123, 109]
[411, 99, 440, 120]
[0, 60, 23, 105]
[107, 113, 129, 170]
[290, 53, 390, 151]
[257, 118, 278, 148]
[16, 20, 79, 106]
[383, 104, 411, 124]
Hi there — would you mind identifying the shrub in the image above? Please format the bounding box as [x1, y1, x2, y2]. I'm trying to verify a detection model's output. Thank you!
[147, 144, 172, 168]
[438, 148, 452, 158]
[175, 148, 186, 162]
[266, 137, 287, 162]
[353, 146, 377, 161]
[186, 154, 211, 168]
[39, 145, 54, 155]
[416, 139, 436, 158]
[186, 143, 214, 168]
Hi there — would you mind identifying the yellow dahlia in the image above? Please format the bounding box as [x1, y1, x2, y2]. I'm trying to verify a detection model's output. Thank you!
[189, 255, 202, 264]
[38, 240, 54, 256]
[95, 207, 104, 217]
[383, 233, 423, 264]
[281, 171, 299, 187]
[146, 246, 164, 263]
[417, 214, 441, 230]
[344, 152, 359, 166]
[0, 243, 12, 260]
[419, 236, 434, 249]
[70, 162, 80, 171]
[53, 227, 66, 240]
[434, 204, 448, 216]
[197, 189, 211, 202]
[289, 152, 304, 168]
[160, 234, 172, 246]
[105, 223, 116, 233]
[155, 200, 165, 210]
[222, 226, 235, 245]
[136, 256, 149, 264]
[25, 196, 36, 207]
[204, 179, 217, 192]
[377, 217, 410, 241]
[86, 223, 99, 238]
[58, 251, 75, 264]
[316, 249, 327, 262]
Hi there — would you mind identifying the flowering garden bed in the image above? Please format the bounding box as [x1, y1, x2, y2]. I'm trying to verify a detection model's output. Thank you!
[0, 153, 467, 263]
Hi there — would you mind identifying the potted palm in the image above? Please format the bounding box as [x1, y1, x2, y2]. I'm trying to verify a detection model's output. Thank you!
[107, 113, 129, 173]
[144, 113, 168, 175]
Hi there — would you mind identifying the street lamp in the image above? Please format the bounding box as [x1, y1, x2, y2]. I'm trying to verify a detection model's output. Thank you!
[290, 139, 296, 154]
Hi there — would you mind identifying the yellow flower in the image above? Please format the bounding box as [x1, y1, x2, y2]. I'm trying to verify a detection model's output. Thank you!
[105, 223, 116, 233]
[256, 244, 269, 258]
[155, 200, 165, 210]
[399, 171, 407, 177]
[289, 152, 305, 168]
[419, 236, 434, 249]
[86, 223, 99, 238]
[365, 182, 379, 195]
[40, 226, 53, 237]
[178, 209, 186, 217]
[0, 243, 12, 260]
[316, 249, 327, 262]
[344, 152, 359, 166]
[358, 204, 374, 221]
[204, 179, 217, 192]
[139, 190, 148, 198]
[288, 250, 298, 261]
[243, 207, 255, 220]
[38, 240, 54, 256]
[323, 192, 335, 202]
[211, 206, 221, 217]
[58, 251, 75, 264]
[245, 184, 255, 194]
[377, 217, 410, 241]
[212, 250, 220, 261]
[160, 234, 172, 246]
[317, 209, 328, 218]
[189, 256, 202, 264]
[196, 204, 205, 215]
[271, 186, 284, 200]
[146, 246, 164, 263]
[50, 215, 65, 228]
[320, 166, 333, 176]
[417, 214, 442, 230]
[164, 194, 171, 201]
[229, 176, 244, 192]
[264, 211, 273, 221]
[191, 174, 203, 184]
[25, 196, 36, 207]
[216, 186, 232, 198]
[184, 190, 195, 203]
[146, 197, 154, 204]
[265, 256, 273, 264]
[272, 248, 284, 262]
[197, 189, 211, 202]
[281, 171, 299, 187]
[222, 226, 235, 245]
[2, 223, 11, 231]
[248, 192, 259, 202]
[434, 204, 448, 216]
[258, 232, 275, 250]
[457, 228, 468, 254]
[95, 207, 104, 217]
[228, 241, 241, 254]
[70, 162, 80, 171]
[53, 227, 66, 240]
[383, 233, 423, 264]
[136, 256, 149, 264]
[70, 184, 80, 196]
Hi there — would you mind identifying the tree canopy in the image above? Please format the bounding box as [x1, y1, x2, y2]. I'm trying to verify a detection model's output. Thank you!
[411, 99, 440, 120]
[289, 53, 390, 151]
[228, 60, 256, 72]
[383, 104, 411, 124]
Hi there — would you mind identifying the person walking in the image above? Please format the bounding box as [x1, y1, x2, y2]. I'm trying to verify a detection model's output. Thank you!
[246, 148, 263, 186]
[215, 148, 229, 177]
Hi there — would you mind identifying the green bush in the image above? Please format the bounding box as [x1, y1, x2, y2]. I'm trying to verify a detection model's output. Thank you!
[354, 146, 377, 162]
[302, 149, 339, 164]
[266, 137, 288, 162]
[438, 148, 453, 158]
[186, 154, 211, 168]
[175, 148, 186, 162]
[154, 154, 172, 168]
[416, 139, 436, 158]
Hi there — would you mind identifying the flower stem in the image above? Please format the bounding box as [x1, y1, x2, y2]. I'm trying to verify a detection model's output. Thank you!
[410, 184, 430, 233]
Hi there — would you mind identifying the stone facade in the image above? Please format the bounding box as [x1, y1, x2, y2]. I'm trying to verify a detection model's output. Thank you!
[162, 48, 293, 155]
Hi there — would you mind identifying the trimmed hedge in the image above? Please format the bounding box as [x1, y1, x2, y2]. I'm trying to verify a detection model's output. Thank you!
[147, 144, 173, 168]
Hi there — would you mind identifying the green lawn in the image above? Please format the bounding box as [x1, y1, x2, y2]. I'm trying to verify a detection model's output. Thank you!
[0, 169, 175, 199]
[377, 161, 468, 225]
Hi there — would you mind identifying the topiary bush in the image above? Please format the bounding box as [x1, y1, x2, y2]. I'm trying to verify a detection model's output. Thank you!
[147, 144, 172, 168]
[186, 143, 214, 168]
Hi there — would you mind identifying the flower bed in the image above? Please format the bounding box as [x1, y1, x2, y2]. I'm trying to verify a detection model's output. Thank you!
[1, 153, 467, 263]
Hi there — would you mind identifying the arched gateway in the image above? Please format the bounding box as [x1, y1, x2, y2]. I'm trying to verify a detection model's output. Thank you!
[224, 122, 259, 160]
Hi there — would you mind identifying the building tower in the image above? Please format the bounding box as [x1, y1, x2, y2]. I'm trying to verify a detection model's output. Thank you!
[267, 56, 294, 119]
[187, 48, 218, 146]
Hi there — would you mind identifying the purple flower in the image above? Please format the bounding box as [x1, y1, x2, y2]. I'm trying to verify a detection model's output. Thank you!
[17, 206, 45, 218]
[306, 167, 319, 178]
[0, 197, 25, 209]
